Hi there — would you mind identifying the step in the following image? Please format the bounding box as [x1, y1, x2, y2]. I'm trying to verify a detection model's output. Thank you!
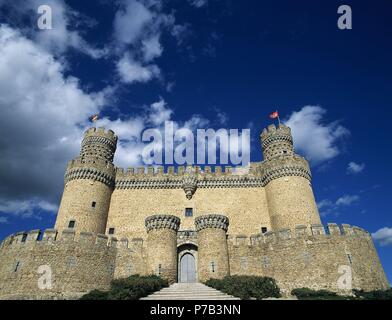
[140, 282, 240, 300]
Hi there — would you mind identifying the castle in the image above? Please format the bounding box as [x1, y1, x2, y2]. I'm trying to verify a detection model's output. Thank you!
[0, 123, 389, 299]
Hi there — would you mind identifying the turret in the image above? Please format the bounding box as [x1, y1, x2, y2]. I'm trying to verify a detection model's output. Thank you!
[145, 215, 180, 283]
[260, 124, 294, 160]
[195, 214, 230, 282]
[54, 128, 118, 235]
[261, 124, 321, 231]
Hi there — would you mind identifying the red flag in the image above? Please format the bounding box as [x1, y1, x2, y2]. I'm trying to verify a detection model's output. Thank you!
[269, 111, 279, 119]
[90, 114, 99, 122]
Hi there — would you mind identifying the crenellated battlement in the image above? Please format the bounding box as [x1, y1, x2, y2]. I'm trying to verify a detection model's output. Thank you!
[115, 165, 242, 178]
[227, 223, 372, 247]
[114, 157, 311, 191]
[0, 229, 144, 251]
[260, 124, 292, 145]
[83, 127, 117, 143]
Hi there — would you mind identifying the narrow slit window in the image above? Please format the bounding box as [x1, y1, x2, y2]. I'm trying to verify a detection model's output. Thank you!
[14, 261, 21, 272]
[91, 201, 96, 208]
[108, 228, 115, 235]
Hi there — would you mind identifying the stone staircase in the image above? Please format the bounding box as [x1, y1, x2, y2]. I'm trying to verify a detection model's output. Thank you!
[140, 282, 240, 300]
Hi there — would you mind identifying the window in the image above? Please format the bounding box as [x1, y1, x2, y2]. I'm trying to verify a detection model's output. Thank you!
[91, 201, 96, 208]
[185, 208, 193, 217]
[108, 228, 115, 235]
[262, 256, 269, 268]
[158, 264, 162, 276]
[14, 261, 21, 272]
[210, 261, 216, 273]
[21, 233, 27, 242]
[347, 253, 353, 265]
[261, 227, 268, 234]
[68, 220, 76, 229]
[67, 256, 76, 268]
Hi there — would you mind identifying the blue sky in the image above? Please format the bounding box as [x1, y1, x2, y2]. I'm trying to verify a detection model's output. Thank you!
[0, 0, 391, 283]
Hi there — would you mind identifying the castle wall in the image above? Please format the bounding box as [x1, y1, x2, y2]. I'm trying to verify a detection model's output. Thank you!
[0, 230, 148, 300]
[106, 187, 271, 240]
[0, 224, 388, 299]
[228, 224, 389, 295]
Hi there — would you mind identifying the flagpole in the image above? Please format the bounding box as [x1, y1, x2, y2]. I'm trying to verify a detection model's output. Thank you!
[276, 110, 281, 126]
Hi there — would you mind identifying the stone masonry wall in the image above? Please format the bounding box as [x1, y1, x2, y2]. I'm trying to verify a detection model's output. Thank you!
[228, 224, 389, 295]
[106, 186, 271, 240]
[0, 223, 388, 299]
[0, 229, 147, 300]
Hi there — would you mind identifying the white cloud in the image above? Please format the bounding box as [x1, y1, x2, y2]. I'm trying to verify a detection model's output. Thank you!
[113, 0, 153, 46]
[285, 106, 350, 165]
[116, 52, 160, 83]
[336, 195, 360, 206]
[0, 25, 107, 214]
[347, 162, 365, 174]
[188, 0, 208, 8]
[142, 35, 163, 62]
[0, 199, 57, 218]
[112, 0, 188, 85]
[149, 99, 173, 126]
[317, 199, 333, 210]
[372, 227, 392, 246]
[0, 0, 105, 58]
[317, 194, 359, 216]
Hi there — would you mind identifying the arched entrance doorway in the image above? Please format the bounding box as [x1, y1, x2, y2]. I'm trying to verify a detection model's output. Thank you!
[177, 244, 197, 283]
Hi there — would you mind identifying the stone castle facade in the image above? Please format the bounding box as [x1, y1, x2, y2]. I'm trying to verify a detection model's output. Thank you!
[0, 124, 389, 299]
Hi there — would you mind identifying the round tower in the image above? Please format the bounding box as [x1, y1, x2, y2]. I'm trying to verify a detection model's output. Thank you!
[55, 128, 117, 235]
[145, 214, 180, 283]
[195, 214, 230, 282]
[260, 124, 294, 160]
[260, 124, 321, 231]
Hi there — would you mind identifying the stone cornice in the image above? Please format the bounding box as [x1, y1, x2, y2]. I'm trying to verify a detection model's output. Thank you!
[65, 166, 115, 188]
[261, 165, 311, 185]
[145, 215, 181, 232]
[261, 133, 293, 150]
[195, 214, 229, 232]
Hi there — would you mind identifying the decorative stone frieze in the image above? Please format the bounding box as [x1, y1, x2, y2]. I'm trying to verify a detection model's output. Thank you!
[145, 215, 181, 232]
[195, 214, 229, 232]
[65, 167, 115, 188]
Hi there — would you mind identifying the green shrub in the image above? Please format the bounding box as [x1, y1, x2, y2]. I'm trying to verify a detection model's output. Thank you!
[291, 287, 357, 300]
[79, 289, 109, 300]
[291, 287, 337, 299]
[353, 288, 392, 300]
[80, 274, 168, 300]
[205, 275, 281, 300]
